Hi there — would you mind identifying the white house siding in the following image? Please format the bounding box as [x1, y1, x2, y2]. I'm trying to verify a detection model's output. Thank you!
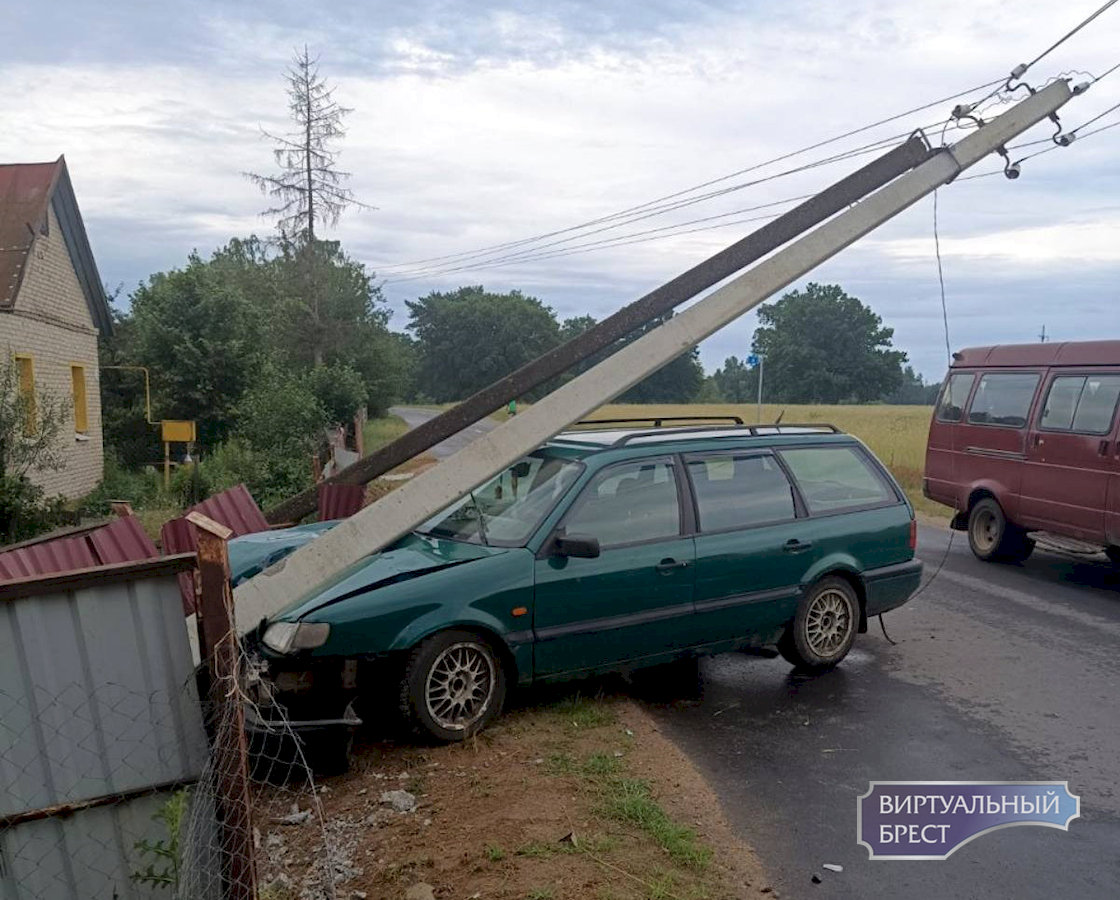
[1, 206, 104, 499]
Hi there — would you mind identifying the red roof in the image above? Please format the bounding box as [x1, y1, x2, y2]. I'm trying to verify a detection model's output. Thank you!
[0, 155, 111, 332]
[0, 159, 61, 307]
[952, 340, 1120, 369]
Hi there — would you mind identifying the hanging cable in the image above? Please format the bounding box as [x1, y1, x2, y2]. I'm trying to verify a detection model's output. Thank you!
[383, 127, 934, 281]
[1024, 0, 1119, 71]
[375, 79, 1002, 273]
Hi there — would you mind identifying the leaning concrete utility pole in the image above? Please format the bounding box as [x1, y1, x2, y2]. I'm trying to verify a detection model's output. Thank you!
[264, 138, 931, 524]
[234, 80, 1072, 629]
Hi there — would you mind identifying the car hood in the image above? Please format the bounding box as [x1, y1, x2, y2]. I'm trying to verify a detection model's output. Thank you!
[228, 520, 341, 587]
[271, 532, 508, 621]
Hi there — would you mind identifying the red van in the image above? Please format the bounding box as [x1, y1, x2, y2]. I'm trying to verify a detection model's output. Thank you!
[924, 340, 1120, 564]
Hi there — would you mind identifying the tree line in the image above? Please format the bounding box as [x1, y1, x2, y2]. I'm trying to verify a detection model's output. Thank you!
[95, 50, 936, 512]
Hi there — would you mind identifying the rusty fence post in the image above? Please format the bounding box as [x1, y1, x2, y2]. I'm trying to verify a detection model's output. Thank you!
[188, 510, 258, 900]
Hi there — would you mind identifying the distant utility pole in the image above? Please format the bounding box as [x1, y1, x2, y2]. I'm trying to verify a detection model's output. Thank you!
[748, 352, 765, 423]
[1039, 324, 1048, 342]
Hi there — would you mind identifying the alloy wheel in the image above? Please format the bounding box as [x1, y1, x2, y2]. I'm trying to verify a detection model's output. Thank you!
[424, 641, 497, 732]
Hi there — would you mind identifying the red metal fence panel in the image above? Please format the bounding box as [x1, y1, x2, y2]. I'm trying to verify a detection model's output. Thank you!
[317, 482, 365, 521]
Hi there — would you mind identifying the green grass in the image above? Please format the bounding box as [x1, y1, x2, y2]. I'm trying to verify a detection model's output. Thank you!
[597, 778, 712, 870]
[485, 843, 506, 862]
[548, 695, 617, 730]
[526, 888, 555, 900]
[362, 414, 410, 454]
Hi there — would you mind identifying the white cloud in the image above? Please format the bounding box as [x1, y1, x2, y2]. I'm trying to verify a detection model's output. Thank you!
[2, 0, 1119, 381]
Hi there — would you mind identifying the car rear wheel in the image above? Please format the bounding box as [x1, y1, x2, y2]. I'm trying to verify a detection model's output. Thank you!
[399, 629, 507, 742]
[967, 498, 1033, 562]
[778, 576, 859, 671]
[1106, 546, 1120, 567]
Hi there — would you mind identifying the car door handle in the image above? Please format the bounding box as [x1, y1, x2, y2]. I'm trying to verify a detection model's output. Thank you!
[655, 558, 690, 573]
[783, 539, 814, 553]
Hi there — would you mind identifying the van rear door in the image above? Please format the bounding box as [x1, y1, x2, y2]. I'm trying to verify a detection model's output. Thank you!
[1022, 372, 1120, 542]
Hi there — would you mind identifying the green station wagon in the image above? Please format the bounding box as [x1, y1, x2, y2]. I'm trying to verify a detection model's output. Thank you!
[248, 419, 921, 744]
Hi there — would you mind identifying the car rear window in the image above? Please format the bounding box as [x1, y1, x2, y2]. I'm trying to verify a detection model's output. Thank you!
[686, 453, 796, 531]
[1041, 375, 1120, 434]
[936, 372, 975, 422]
[966, 373, 1040, 428]
[778, 446, 895, 514]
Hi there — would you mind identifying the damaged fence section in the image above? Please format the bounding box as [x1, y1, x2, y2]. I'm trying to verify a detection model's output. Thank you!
[0, 523, 344, 900]
[0, 556, 206, 899]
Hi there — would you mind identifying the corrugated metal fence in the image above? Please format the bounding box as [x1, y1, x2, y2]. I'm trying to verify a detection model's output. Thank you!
[0, 556, 209, 900]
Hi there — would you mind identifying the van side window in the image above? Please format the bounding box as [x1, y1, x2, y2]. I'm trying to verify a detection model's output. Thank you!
[1041, 375, 1120, 435]
[966, 373, 1039, 428]
[935, 373, 975, 422]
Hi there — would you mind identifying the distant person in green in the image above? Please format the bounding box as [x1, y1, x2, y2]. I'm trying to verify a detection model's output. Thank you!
[508, 399, 517, 417]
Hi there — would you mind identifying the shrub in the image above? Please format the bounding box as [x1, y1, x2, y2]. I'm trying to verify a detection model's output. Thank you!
[0, 475, 68, 545]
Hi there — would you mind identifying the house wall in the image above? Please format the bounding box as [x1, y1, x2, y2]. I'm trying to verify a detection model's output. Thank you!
[1, 206, 104, 500]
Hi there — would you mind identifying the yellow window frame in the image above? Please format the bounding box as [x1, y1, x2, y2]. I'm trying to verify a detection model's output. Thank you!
[71, 364, 88, 433]
[14, 354, 36, 436]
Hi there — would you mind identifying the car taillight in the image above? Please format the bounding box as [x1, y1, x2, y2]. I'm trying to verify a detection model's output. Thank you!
[909, 517, 918, 550]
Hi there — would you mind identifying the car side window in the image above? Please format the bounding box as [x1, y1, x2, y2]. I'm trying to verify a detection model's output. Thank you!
[562, 460, 680, 548]
[966, 373, 1040, 427]
[778, 446, 895, 514]
[686, 453, 796, 531]
[935, 372, 975, 422]
[1042, 374, 1120, 434]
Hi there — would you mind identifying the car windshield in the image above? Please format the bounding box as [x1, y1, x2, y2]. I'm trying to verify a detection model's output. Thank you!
[416, 452, 583, 546]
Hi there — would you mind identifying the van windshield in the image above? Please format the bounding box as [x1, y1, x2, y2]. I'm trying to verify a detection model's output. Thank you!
[416, 452, 583, 546]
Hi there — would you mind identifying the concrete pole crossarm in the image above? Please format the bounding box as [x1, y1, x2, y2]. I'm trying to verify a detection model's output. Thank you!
[263, 138, 931, 525]
[233, 80, 1073, 630]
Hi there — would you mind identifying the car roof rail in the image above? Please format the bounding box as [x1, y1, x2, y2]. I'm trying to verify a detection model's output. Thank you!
[606, 422, 843, 447]
[576, 415, 745, 428]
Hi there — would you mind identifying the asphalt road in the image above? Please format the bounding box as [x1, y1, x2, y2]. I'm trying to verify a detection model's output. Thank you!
[650, 524, 1120, 899]
[389, 406, 497, 458]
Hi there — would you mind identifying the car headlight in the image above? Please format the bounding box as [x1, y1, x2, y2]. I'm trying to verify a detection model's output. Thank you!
[262, 621, 331, 654]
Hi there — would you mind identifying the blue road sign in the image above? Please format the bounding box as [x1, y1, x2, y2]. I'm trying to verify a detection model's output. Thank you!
[747, 354, 759, 367]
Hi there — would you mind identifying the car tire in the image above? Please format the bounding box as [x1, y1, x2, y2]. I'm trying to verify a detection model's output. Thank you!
[777, 576, 859, 671]
[1106, 546, 1120, 567]
[399, 629, 507, 742]
[967, 498, 1033, 562]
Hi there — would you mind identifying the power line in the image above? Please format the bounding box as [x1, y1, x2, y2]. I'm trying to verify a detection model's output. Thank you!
[1071, 99, 1120, 134]
[1025, 0, 1119, 71]
[384, 127, 930, 281]
[376, 79, 1002, 274]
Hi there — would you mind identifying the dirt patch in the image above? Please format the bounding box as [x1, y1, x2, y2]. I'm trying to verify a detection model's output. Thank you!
[257, 695, 770, 900]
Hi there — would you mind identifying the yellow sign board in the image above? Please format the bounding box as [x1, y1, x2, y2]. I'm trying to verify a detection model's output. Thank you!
[161, 419, 196, 443]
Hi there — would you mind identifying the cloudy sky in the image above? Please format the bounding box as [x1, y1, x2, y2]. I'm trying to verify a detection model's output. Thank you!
[4, 0, 1118, 380]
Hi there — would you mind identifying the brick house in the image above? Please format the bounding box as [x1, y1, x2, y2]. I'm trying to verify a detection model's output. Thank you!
[1, 156, 111, 499]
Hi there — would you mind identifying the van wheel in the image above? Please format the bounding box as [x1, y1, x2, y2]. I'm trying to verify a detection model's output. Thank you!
[778, 577, 858, 671]
[967, 498, 1033, 562]
[1106, 547, 1120, 567]
[399, 630, 506, 742]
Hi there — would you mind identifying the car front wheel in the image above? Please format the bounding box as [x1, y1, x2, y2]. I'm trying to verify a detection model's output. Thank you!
[400, 629, 507, 741]
[778, 576, 859, 671]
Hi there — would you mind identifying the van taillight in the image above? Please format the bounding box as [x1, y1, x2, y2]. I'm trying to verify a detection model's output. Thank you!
[909, 517, 918, 550]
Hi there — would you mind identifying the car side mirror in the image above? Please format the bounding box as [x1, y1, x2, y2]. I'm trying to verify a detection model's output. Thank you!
[554, 533, 600, 559]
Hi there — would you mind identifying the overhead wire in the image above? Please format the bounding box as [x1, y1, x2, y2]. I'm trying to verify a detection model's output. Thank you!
[383, 126, 939, 282]
[375, 79, 1003, 275]
[379, 2, 1119, 283]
